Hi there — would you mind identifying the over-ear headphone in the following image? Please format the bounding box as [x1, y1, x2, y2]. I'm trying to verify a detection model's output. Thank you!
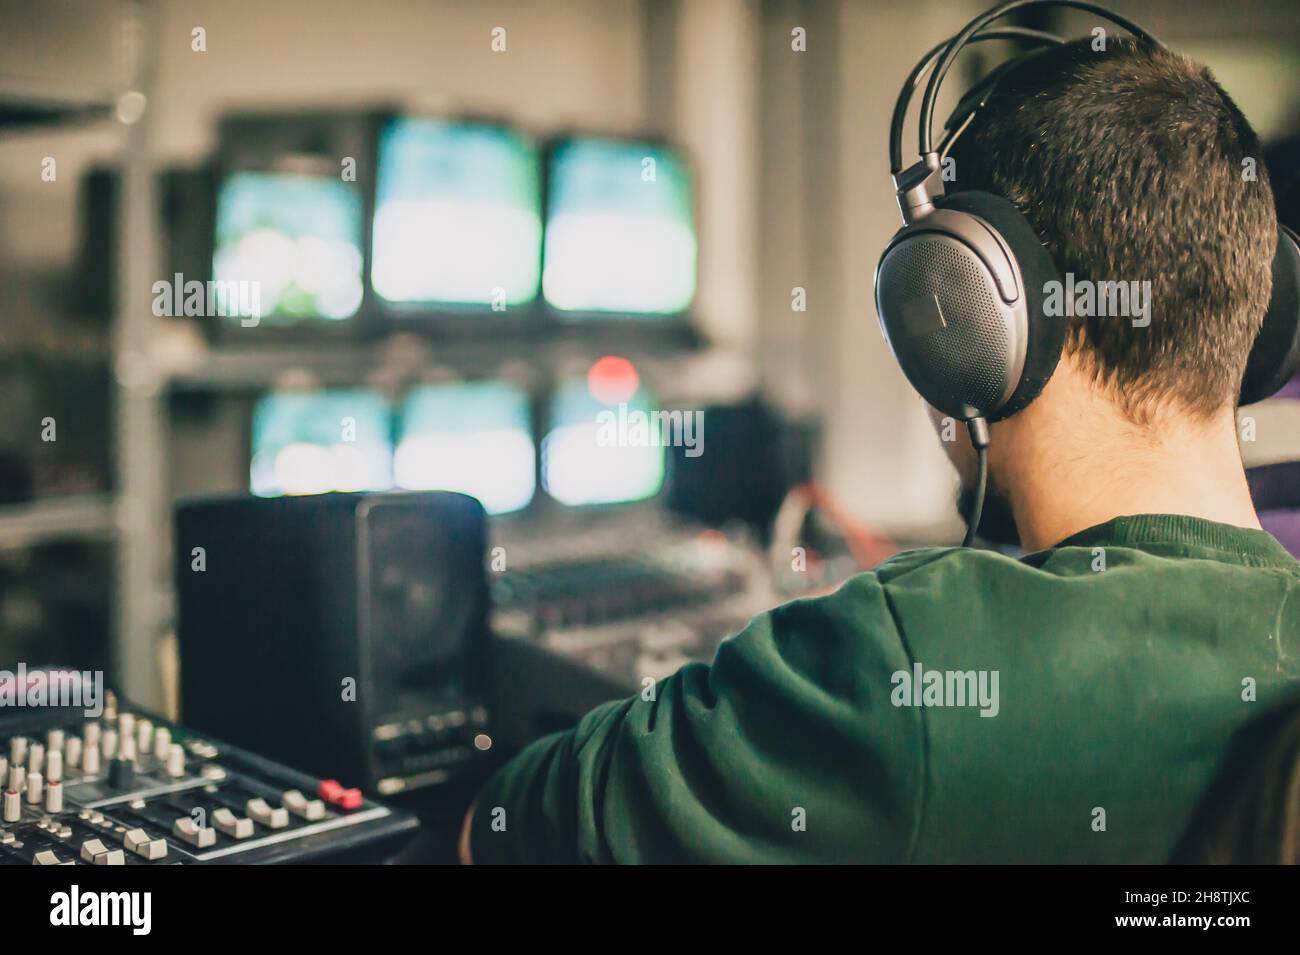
[874, 0, 1300, 545]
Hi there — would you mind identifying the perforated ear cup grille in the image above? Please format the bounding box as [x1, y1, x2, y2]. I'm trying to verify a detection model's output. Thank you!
[876, 233, 1019, 418]
[936, 192, 1065, 421]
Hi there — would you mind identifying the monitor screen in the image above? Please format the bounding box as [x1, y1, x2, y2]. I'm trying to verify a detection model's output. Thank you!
[250, 390, 393, 496]
[213, 170, 365, 326]
[394, 381, 536, 515]
[542, 358, 665, 506]
[372, 117, 542, 309]
[543, 137, 696, 316]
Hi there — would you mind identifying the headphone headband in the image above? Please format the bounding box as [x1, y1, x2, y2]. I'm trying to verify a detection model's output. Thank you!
[920, 1, 1165, 160]
[891, 0, 1165, 186]
[888, 26, 1065, 175]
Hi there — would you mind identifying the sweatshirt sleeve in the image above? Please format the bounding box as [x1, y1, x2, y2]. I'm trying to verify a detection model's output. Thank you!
[469, 572, 925, 863]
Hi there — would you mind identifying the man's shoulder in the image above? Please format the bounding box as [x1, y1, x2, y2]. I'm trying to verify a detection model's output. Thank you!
[745, 546, 1011, 664]
[862, 543, 1024, 590]
[872, 544, 972, 582]
[772, 545, 1016, 626]
[776, 545, 1066, 654]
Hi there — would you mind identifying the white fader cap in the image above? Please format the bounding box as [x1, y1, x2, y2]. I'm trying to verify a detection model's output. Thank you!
[166, 743, 185, 778]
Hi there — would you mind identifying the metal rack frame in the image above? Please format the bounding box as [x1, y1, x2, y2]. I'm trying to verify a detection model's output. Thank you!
[0, 0, 164, 709]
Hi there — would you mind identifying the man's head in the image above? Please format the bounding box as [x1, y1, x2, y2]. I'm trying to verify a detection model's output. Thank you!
[938, 36, 1278, 545]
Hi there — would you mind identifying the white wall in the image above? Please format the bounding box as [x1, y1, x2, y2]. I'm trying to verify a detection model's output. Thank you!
[671, 0, 760, 350]
[816, 0, 977, 537]
[0, 0, 648, 269]
[149, 0, 646, 160]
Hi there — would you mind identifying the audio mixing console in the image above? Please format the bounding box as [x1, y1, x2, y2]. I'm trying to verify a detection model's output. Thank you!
[485, 519, 789, 748]
[0, 687, 417, 865]
[493, 522, 776, 689]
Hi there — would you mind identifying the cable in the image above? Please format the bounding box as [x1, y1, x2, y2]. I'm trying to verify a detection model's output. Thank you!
[768, 483, 899, 579]
[962, 418, 991, 548]
[962, 448, 988, 548]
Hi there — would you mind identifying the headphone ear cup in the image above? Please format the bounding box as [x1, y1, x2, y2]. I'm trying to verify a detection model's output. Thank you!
[1240, 225, 1300, 406]
[874, 202, 1027, 420]
[936, 191, 1065, 420]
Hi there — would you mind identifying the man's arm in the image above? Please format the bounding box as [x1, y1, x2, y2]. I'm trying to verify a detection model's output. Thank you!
[464, 572, 925, 864]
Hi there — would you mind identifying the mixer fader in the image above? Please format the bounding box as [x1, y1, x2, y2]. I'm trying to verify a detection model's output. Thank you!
[0, 690, 417, 865]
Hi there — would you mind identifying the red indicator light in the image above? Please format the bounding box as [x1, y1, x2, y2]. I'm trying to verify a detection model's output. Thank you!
[586, 355, 640, 405]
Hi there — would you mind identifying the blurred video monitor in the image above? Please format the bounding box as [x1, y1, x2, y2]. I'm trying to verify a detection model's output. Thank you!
[372, 117, 542, 310]
[543, 137, 697, 316]
[394, 381, 536, 515]
[250, 390, 393, 496]
[213, 170, 365, 326]
[542, 359, 665, 506]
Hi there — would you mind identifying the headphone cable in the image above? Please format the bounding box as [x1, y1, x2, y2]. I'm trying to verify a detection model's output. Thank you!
[963, 418, 991, 547]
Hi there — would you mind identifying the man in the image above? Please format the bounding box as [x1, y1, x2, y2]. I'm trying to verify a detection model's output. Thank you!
[462, 37, 1300, 863]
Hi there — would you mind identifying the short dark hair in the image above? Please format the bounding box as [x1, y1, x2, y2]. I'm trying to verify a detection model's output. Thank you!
[950, 37, 1277, 421]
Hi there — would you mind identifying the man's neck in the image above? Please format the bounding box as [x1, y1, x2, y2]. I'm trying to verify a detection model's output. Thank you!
[999, 398, 1262, 553]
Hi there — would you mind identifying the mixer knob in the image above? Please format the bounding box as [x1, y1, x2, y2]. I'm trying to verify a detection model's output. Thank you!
[123, 828, 167, 860]
[65, 736, 82, 768]
[282, 789, 326, 820]
[80, 838, 125, 865]
[101, 728, 118, 759]
[319, 779, 362, 809]
[153, 727, 171, 757]
[166, 743, 186, 778]
[118, 713, 135, 743]
[246, 797, 289, 829]
[119, 733, 137, 763]
[136, 719, 153, 755]
[172, 817, 216, 848]
[83, 722, 101, 747]
[25, 772, 42, 805]
[32, 849, 64, 865]
[0, 757, 7, 787]
[212, 807, 254, 839]
[28, 743, 44, 775]
[109, 756, 135, 790]
[9, 736, 27, 767]
[46, 750, 62, 785]
[45, 780, 63, 813]
[82, 742, 101, 776]
[46, 728, 64, 752]
[7, 765, 24, 793]
[188, 740, 219, 759]
[3, 788, 19, 823]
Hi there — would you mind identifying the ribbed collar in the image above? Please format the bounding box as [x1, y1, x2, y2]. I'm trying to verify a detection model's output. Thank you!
[1049, 514, 1297, 567]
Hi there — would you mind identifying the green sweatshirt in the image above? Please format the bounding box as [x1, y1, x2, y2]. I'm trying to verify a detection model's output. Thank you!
[471, 515, 1300, 863]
